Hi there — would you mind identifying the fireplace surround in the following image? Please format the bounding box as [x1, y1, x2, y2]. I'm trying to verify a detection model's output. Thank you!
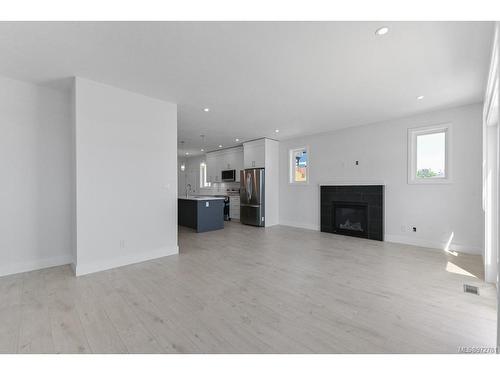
[320, 185, 384, 241]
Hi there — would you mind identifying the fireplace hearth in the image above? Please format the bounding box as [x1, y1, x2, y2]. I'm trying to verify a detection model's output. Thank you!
[321, 185, 384, 241]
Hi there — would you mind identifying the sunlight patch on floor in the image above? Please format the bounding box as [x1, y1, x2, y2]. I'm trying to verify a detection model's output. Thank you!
[445, 261, 478, 278]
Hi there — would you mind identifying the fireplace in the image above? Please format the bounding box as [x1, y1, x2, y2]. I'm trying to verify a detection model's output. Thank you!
[332, 202, 368, 238]
[321, 185, 384, 241]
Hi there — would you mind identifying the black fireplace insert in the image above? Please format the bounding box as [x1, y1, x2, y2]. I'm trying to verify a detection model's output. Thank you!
[332, 201, 369, 238]
[320, 185, 384, 241]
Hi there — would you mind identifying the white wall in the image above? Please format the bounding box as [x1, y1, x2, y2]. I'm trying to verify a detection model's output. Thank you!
[74, 77, 178, 275]
[0, 75, 73, 276]
[279, 103, 484, 255]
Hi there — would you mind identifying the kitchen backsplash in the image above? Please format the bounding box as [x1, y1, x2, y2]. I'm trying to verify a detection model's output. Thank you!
[199, 182, 240, 195]
[178, 156, 240, 196]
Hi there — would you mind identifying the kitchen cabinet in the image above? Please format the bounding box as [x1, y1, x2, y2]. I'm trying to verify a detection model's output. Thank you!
[206, 146, 243, 183]
[223, 149, 243, 181]
[178, 197, 225, 232]
[243, 139, 266, 169]
[213, 153, 222, 183]
[205, 152, 217, 183]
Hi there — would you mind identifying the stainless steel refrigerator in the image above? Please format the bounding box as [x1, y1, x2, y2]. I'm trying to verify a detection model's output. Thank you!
[240, 168, 265, 227]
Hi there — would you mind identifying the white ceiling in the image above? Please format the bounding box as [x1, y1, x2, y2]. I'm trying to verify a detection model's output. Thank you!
[0, 21, 493, 156]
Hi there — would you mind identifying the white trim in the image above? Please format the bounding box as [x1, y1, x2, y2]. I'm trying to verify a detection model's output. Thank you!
[75, 245, 178, 276]
[385, 234, 482, 255]
[278, 221, 320, 231]
[0, 254, 74, 278]
[484, 24, 499, 125]
[278, 223, 482, 255]
[288, 146, 310, 185]
[407, 123, 452, 184]
[482, 22, 500, 287]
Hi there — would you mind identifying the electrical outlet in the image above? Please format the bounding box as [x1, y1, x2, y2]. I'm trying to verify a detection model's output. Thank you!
[120, 239, 125, 248]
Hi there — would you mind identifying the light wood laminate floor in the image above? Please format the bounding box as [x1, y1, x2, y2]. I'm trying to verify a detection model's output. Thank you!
[0, 222, 496, 353]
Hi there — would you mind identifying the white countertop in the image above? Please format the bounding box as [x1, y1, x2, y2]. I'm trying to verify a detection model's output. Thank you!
[178, 196, 226, 201]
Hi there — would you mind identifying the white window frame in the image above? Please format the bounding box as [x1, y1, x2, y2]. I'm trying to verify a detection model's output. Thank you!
[407, 123, 452, 184]
[289, 146, 309, 185]
[200, 162, 211, 188]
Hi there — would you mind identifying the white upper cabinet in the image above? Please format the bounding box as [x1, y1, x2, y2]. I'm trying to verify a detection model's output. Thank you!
[205, 146, 244, 183]
[224, 148, 244, 181]
[243, 139, 266, 169]
[205, 152, 216, 183]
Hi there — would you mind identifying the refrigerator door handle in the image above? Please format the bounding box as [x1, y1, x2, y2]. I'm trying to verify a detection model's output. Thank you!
[246, 172, 252, 202]
[240, 203, 261, 208]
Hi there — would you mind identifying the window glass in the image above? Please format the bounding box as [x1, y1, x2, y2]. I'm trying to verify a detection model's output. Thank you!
[290, 148, 308, 183]
[408, 124, 450, 184]
[200, 162, 211, 188]
[416, 132, 446, 178]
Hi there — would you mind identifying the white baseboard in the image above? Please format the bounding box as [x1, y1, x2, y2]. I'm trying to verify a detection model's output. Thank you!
[75, 245, 179, 276]
[279, 221, 482, 255]
[278, 220, 320, 231]
[0, 254, 73, 278]
[384, 234, 482, 255]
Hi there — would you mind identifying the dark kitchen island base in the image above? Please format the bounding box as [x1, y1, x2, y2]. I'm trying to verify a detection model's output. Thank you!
[178, 197, 225, 233]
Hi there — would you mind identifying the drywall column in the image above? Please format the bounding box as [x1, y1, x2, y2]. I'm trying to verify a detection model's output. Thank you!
[73, 77, 178, 275]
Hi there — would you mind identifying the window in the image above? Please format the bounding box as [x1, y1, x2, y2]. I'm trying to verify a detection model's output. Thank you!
[408, 124, 451, 184]
[200, 162, 211, 188]
[289, 147, 309, 184]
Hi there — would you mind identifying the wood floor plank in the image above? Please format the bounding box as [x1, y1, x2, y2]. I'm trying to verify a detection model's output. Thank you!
[0, 305, 22, 353]
[85, 272, 164, 354]
[0, 222, 496, 353]
[0, 273, 23, 353]
[74, 276, 128, 354]
[17, 270, 55, 353]
[44, 266, 91, 354]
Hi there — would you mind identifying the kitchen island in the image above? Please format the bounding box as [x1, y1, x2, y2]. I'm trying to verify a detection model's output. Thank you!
[178, 196, 225, 232]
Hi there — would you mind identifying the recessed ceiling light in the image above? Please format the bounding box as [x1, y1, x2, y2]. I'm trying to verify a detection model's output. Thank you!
[185, 152, 189, 155]
[235, 138, 240, 142]
[417, 95, 424, 100]
[218, 144, 223, 148]
[200, 148, 204, 152]
[275, 129, 280, 133]
[375, 27, 389, 36]
[203, 108, 210, 112]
